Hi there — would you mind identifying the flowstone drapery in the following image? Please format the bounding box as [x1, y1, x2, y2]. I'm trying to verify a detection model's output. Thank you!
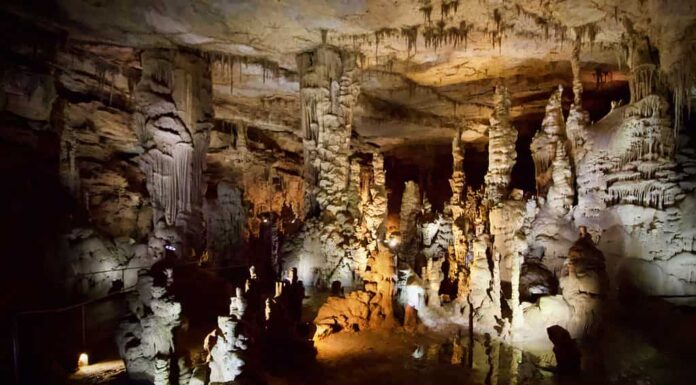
[134, 49, 213, 260]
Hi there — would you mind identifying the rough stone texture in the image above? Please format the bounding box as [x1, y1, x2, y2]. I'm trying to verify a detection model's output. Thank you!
[283, 45, 364, 288]
[314, 246, 396, 337]
[489, 197, 526, 282]
[134, 48, 213, 260]
[298, 46, 360, 215]
[203, 182, 245, 264]
[116, 269, 182, 383]
[399, 181, 422, 268]
[467, 224, 500, 332]
[208, 290, 249, 383]
[565, 36, 591, 164]
[546, 144, 574, 216]
[531, 85, 570, 198]
[485, 86, 517, 203]
[574, 93, 696, 303]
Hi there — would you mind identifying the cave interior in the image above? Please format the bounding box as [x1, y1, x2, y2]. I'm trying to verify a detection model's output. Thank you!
[1, 1, 696, 385]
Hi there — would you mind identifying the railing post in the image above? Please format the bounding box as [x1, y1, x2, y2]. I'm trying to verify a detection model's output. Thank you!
[12, 314, 20, 385]
[81, 304, 86, 348]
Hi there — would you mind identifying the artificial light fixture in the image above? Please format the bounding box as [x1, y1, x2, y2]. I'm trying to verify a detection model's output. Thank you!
[164, 244, 176, 251]
[388, 237, 399, 248]
[77, 352, 89, 368]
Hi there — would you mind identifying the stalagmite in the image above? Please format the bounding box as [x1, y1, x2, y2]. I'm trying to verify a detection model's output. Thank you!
[566, 35, 591, 163]
[399, 181, 422, 268]
[531, 85, 568, 198]
[449, 128, 466, 206]
[510, 251, 523, 330]
[547, 144, 574, 215]
[283, 45, 362, 288]
[445, 131, 469, 303]
[485, 85, 517, 203]
[116, 269, 182, 383]
[467, 220, 499, 331]
[208, 289, 249, 383]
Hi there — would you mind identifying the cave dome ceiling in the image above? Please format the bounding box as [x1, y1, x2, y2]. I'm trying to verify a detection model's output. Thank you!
[6, 0, 694, 151]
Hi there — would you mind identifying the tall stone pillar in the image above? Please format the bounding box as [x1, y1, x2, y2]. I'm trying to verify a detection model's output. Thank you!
[485, 86, 517, 203]
[446, 131, 468, 299]
[297, 46, 360, 216]
[399, 181, 422, 268]
[449, 128, 466, 206]
[566, 35, 591, 163]
[134, 49, 213, 259]
[531, 85, 568, 198]
[287, 45, 361, 287]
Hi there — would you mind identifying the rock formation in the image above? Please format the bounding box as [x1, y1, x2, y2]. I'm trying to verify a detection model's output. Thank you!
[531, 85, 569, 199]
[399, 181, 422, 268]
[485, 85, 517, 203]
[283, 45, 363, 288]
[133, 49, 213, 260]
[207, 289, 249, 383]
[314, 245, 396, 338]
[116, 269, 181, 383]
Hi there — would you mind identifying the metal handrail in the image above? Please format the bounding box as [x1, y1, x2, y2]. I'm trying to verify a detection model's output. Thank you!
[10, 260, 248, 384]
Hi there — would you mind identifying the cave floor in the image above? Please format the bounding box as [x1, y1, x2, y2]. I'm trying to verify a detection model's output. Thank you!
[65, 320, 694, 385]
[64, 286, 696, 385]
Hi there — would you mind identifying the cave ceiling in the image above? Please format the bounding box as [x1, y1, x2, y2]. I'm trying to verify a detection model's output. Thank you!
[5, 0, 695, 151]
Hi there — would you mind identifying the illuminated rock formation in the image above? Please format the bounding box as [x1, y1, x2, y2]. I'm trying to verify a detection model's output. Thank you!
[399, 181, 422, 268]
[446, 131, 469, 299]
[467, 221, 500, 331]
[574, 70, 696, 303]
[133, 49, 213, 260]
[565, 35, 591, 163]
[362, 153, 389, 255]
[208, 289, 249, 383]
[314, 245, 396, 337]
[531, 85, 569, 198]
[485, 85, 517, 203]
[547, 144, 574, 216]
[283, 45, 363, 289]
[516, 227, 608, 342]
[298, 46, 360, 215]
[116, 269, 181, 383]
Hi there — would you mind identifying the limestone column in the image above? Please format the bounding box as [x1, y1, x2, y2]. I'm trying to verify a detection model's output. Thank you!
[484, 86, 517, 203]
[292, 45, 361, 287]
[547, 144, 574, 215]
[510, 251, 523, 330]
[530, 85, 568, 197]
[399, 181, 422, 268]
[566, 35, 591, 163]
[363, 152, 388, 255]
[297, 46, 360, 216]
[449, 128, 466, 206]
[446, 131, 469, 300]
[134, 49, 213, 259]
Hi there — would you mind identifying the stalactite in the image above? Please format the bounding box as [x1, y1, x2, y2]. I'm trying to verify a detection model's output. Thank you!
[419, 3, 433, 24]
[401, 25, 419, 55]
[441, 0, 459, 19]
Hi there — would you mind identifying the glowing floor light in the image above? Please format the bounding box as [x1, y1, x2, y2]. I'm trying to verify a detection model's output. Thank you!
[77, 352, 89, 368]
